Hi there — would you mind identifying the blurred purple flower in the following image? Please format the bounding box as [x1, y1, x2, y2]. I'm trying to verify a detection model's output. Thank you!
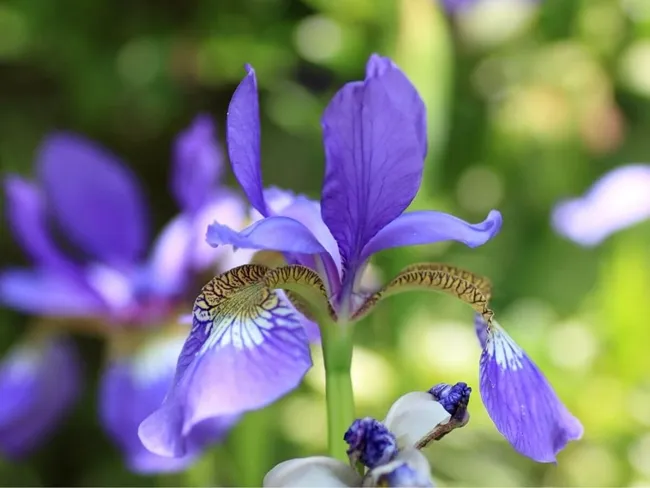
[0, 115, 247, 471]
[552, 164, 650, 246]
[0, 336, 80, 459]
[474, 314, 583, 462]
[138, 54, 502, 457]
[437, 0, 539, 14]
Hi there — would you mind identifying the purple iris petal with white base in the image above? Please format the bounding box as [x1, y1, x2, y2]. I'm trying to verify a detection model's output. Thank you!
[100, 333, 238, 473]
[138, 289, 312, 458]
[0, 336, 81, 459]
[207, 53, 502, 311]
[475, 314, 583, 463]
[552, 164, 650, 246]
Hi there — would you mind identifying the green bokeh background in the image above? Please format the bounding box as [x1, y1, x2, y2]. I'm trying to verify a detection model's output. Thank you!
[1, 0, 650, 486]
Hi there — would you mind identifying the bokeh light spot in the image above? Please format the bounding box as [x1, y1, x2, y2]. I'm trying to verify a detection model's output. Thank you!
[456, 166, 503, 214]
[280, 394, 327, 449]
[294, 15, 342, 63]
[305, 345, 396, 407]
[619, 40, 650, 98]
[116, 38, 162, 88]
[400, 318, 476, 375]
[0, 5, 28, 60]
[629, 433, 650, 476]
[547, 321, 598, 371]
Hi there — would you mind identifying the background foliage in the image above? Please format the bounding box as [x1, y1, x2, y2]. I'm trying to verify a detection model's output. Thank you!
[1, 0, 650, 486]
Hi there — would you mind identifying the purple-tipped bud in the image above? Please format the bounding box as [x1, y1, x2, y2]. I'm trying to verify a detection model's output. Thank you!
[343, 417, 397, 469]
[429, 382, 471, 423]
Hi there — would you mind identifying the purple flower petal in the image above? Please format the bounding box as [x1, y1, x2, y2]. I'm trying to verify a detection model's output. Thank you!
[0, 268, 105, 316]
[3, 176, 74, 272]
[227, 65, 268, 217]
[0, 336, 81, 458]
[188, 191, 248, 272]
[172, 115, 223, 215]
[320, 64, 423, 279]
[142, 191, 249, 298]
[361, 209, 503, 261]
[37, 133, 148, 266]
[365, 54, 427, 158]
[140, 216, 193, 298]
[100, 333, 237, 473]
[552, 164, 650, 246]
[138, 288, 311, 457]
[206, 217, 329, 257]
[476, 315, 583, 463]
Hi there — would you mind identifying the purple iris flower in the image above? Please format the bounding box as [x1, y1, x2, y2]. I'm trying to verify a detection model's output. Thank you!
[474, 314, 583, 462]
[0, 115, 246, 472]
[552, 164, 650, 246]
[139, 54, 502, 458]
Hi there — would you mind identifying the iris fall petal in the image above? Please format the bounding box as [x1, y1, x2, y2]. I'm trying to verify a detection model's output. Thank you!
[100, 333, 237, 473]
[139, 269, 312, 458]
[475, 314, 583, 462]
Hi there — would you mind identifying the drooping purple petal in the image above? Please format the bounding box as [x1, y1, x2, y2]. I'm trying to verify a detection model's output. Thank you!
[172, 115, 223, 215]
[0, 268, 105, 316]
[138, 289, 312, 457]
[475, 315, 583, 463]
[552, 164, 650, 246]
[361, 209, 503, 262]
[3, 176, 74, 272]
[365, 54, 427, 158]
[320, 68, 423, 278]
[0, 336, 81, 458]
[227, 65, 268, 217]
[100, 333, 237, 473]
[206, 217, 330, 257]
[37, 133, 148, 266]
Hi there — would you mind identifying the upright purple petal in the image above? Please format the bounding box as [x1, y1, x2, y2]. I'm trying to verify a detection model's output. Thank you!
[37, 133, 148, 266]
[172, 115, 223, 215]
[100, 332, 237, 473]
[552, 164, 650, 246]
[361, 209, 502, 262]
[3, 176, 74, 272]
[475, 315, 583, 463]
[0, 336, 81, 458]
[365, 54, 427, 158]
[320, 64, 423, 278]
[227, 65, 268, 217]
[0, 268, 105, 316]
[139, 289, 311, 457]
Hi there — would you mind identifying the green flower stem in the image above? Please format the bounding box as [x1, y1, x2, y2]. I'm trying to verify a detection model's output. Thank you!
[321, 322, 355, 462]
